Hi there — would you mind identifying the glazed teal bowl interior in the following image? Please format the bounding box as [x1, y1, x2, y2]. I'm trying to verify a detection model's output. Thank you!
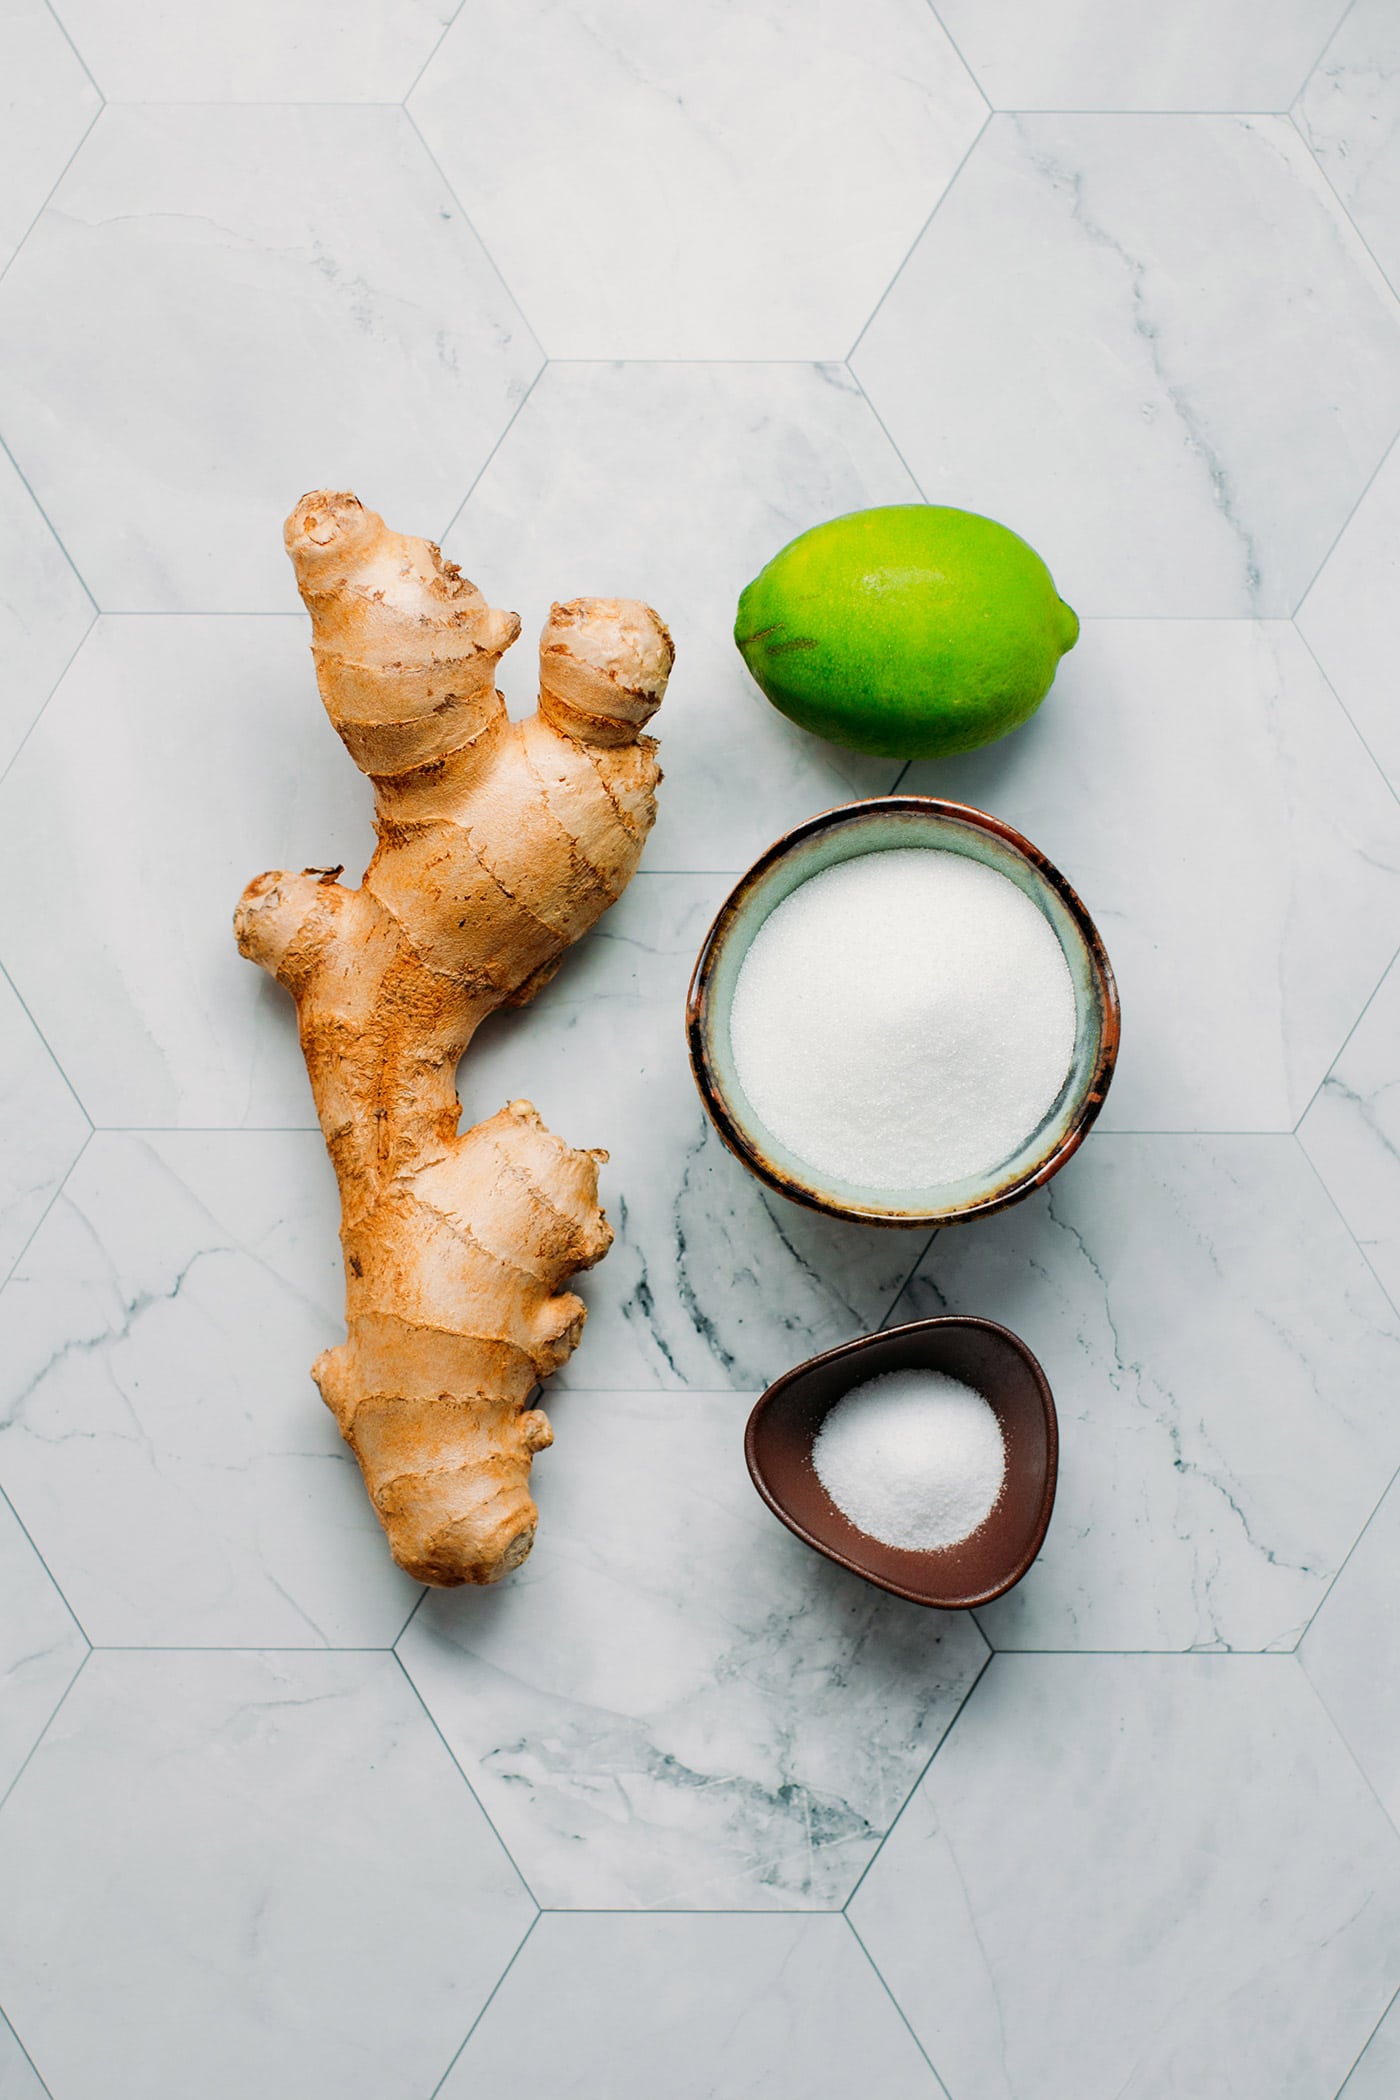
[686, 797, 1120, 1228]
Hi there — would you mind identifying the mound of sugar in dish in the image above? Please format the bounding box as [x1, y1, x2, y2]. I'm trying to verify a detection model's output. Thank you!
[729, 847, 1076, 1190]
[812, 1368, 1005, 1551]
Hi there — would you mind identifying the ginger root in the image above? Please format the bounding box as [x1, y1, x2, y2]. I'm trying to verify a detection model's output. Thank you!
[235, 492, 671, 1585]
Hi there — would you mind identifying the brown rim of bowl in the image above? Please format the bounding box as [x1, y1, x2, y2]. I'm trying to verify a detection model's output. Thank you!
[744, 1314, 1059, 1609]
[686, 794, 1121, 1228]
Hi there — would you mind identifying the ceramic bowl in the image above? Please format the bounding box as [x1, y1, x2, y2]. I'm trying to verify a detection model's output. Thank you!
[686, 795, 1119, 1227]
[746, 1315, 1057, 1608]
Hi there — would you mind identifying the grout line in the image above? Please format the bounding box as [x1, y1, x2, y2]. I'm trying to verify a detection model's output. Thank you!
[0, 433, 99, 617]
[1291, 619, 1400, 815]
[391, 1650, 539, 1908]
[0, 607, 96, 799]
[1291, 936, 1400, 1137]
[0, 960, 94, 1134]
[427, 1912, 540, 2100]
[1287, 102, 1400, 303]
[879, 1227, 938, 1329]
[0, 2002, 54, 2100]
[0, 1125, 92, 1298]
[847, 359, 930, 500]
[847, 108, 993, 364]
[40, 0, 104, 101]
[0, 99, 103, 297]
[401, 104, 547, 367]
[400, 0, 469, 108]
[1292, 429, 1400, 621]
[1292, 1120, 1400, 1326]
[1292, 0, 1363, 120]
[841, 1638, 994, 1913]
[0, 1650, 90, 1821]
[0, 1476, 91, 1654]
[1292, 1651, 1400, 1851]
[921, 0, 987, 120]
[1332, 1979, 1400, 2100]
[394, 1586, 431, 1646]
[436, 361, 547, 547]
[844, 1912, 953, 2098]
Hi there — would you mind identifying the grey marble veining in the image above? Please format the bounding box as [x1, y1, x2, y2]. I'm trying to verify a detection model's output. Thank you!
[891, 1135, 1400, 1654]
[855, 112, 1400, 617]
[0, 5, 1398, 2092]
[0, 1132, 419, 1648]
[400, 1390, 988, 1910]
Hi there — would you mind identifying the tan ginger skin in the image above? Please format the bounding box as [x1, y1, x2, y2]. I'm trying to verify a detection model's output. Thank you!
[235, 492, 672, 1586]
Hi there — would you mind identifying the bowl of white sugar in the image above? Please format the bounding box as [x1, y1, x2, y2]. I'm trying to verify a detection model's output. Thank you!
[746, 1315, 1057, 1608]
[687, 796, 1118, 1226]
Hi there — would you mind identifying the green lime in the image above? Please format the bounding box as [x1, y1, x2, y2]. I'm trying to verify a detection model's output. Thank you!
[734, 505, 1079, 760]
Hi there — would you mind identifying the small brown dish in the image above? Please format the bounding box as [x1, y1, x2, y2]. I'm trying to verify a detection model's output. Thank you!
[746, 1315, 1057, 1609]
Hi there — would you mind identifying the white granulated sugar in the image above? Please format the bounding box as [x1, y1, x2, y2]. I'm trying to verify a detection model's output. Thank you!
[729, 847, 1077, 1190]
[812, 1368, 1006, 1551]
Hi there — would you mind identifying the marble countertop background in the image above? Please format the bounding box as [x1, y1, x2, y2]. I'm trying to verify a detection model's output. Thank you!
[1, 3, 1400, 2096]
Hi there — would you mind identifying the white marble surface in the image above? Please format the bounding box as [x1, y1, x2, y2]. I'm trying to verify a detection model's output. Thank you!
[0, 445, 91, 776]
[850, 1656, 1400, 2100]
[854, 113, 1400, 617]
[936, 0, 1348, 112]
[0, 1131, 421, 1648]
[55, 0, 455, 101]
[1299, 951, 1400, 1312]
[441, 1913, 941, 2097]
[0, 0, 98, 275]
[400, 1391, 987, 1909]
[1298, 434, 1400, 790]
[409, 0, 988, 359]
[904, 620, 1400, 1134]
[0, 1650, 533, 2100]
[893, 1135, 1400, 1652]
[1, 7, 1399, 2095]
[1341, 1996, 1400, 2100]
[1300, 1465, 1400, 1829]
[1297, 0, 1400, 294]
[0, 1491, 85, 1800]
[0, 105, 540, 609]
[445, 360, 916, 873]
[0, 969, 87, 1286]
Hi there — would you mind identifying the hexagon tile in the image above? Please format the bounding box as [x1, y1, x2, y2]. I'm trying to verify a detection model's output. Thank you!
[1296, 0, 1400, 295]
[0, 104, 540, 610]
[0, 0, 99, 275]
[933, 0, 1349, 113]
[901, 620, 1400, 1134]
[0, 1650, 534, 2100]
[849, 1656, 1400, 2100]
[443, 359, 920, 873]
[890, 1135, 1400, 1653]
[52, 0, 456, 101]
[854, 113, 1400, 616]
[1299, 949, 1400, 1316]
[398, 1391, 987, 1908]
[408, 0, 987, 359]
[439, 1914, 940, 2099]
[0, 1491, 85, 1801]
[1297, 434, 1400, 792]
[0, 1130, 420, 1648]
[0, 614, 371, 1129]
